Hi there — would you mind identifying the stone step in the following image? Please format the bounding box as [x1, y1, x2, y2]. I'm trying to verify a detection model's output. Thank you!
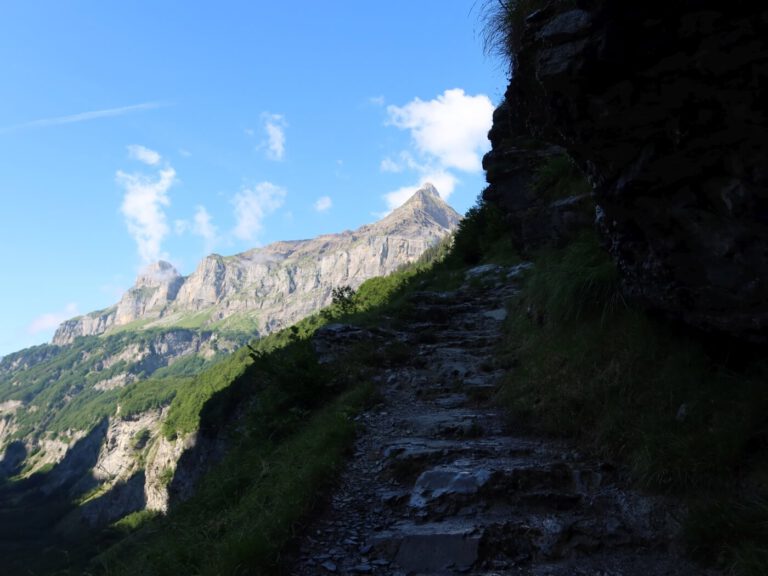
[371, 519, 483, 573]
[381, 438, 552, 484]
[369, 509, 650, 575]
[398, 409, 505, 439]
[500, 550, 708, 576]
[406, 460, 589, 515]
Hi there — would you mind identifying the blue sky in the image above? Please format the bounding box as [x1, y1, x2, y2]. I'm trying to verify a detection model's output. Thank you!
[0, 1, 505, 356]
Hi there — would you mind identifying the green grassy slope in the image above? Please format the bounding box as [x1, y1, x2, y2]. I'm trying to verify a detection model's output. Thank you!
[0, 329, 246, 443]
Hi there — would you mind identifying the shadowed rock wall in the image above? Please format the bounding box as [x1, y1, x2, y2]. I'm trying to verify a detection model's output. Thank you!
[484, 0, 768, 340]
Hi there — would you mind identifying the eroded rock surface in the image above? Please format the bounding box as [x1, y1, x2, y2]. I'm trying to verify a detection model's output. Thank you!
[292, 265, 715, 575]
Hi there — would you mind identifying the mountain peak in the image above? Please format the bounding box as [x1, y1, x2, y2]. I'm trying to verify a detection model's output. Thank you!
[414, 182, 440, 198]
[135, 260, 182, 289]
[381, 184, 462, 232]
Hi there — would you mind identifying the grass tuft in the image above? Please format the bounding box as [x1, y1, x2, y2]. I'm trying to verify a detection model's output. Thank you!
[525, 231, 622, 324]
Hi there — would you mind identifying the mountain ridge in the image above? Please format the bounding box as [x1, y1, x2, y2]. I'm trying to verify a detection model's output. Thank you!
[53, 185, 461, 345]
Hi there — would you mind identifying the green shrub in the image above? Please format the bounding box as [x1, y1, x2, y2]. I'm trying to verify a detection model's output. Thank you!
[158, 466, 174, 487]
[131, 428, 150, 451]
[450, 194, 515, 265]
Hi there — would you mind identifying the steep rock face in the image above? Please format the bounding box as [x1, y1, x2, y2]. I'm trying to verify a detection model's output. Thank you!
[484, 1, 768, 340]
[482, 98, 592, 250]
[53, 410, 196, 525]
[115, 260, 184, 325]
[91, 410, 162, 483]
[144, 432, 192, 512]
[0, 327, 236, 471]
[53, 186, 460, 344]
[54, 261, 184, 345]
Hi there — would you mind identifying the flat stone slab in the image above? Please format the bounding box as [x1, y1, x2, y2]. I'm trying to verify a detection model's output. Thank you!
[483, 308, 508, 321]
[372, 520, 482, 573]
[400, 409, 504, 437]
[410, 466, 492, 508]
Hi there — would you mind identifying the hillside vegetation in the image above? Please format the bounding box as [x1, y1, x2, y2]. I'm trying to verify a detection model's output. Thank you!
[0, 329, 246, 443]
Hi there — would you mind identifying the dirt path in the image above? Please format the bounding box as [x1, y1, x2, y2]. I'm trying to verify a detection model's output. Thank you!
[292, 265, 712, 575]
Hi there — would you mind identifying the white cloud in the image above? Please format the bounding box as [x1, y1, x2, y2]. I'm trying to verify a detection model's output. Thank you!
[192, 205, 218, 252]
[378, 88, 493, 212]
[380, 157, 402, 173]
[117, 163, 176, 264]
[0, 102, 165, 133]
[314, 196, 332, 212]
[232, 182, 286, 242]
[27, 303, 79, 335]
[127, 144, 162, 165]
[384, 171, 458, 211]
[380, 151, 422, 174]
[262, 113, 287, 161]
[386, 88, 493, 172]
[369, 95, 386, 106]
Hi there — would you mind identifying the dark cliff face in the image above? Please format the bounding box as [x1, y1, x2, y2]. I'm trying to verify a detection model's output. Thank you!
[484, 0, 768, 340]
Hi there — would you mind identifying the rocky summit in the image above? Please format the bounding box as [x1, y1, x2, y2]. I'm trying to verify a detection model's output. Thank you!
[53, 184, 460, 345]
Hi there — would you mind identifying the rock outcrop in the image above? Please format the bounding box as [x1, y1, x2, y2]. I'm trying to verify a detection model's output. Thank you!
[483, 1, 768, 340]
[53, 185, 460, 345]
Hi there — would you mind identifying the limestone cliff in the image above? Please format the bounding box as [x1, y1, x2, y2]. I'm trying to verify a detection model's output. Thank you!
[483, 1, 768, 341]
[54, 185, 460, 344]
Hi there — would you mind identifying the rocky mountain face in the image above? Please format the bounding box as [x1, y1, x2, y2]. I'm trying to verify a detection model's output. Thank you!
[54, 184, 460, 345]
[483, 1, 768, 341]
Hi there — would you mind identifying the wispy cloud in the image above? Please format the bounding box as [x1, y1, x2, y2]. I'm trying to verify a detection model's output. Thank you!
[314, 196, 332, 212]
[27, 303, 79, 335]
[232, 182, 286, 242]
[192, 205, 218, 253]
[262, 113, 287, 161]
[0, 102, 165, 133]
[118, 146, 177, 264]
[380, 151, 421, 174]
[128, 144, 162, 166]
[380, 157, 402, 173]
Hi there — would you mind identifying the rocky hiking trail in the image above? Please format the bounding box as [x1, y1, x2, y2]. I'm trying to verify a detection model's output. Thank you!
[292, 265, 714, 576]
